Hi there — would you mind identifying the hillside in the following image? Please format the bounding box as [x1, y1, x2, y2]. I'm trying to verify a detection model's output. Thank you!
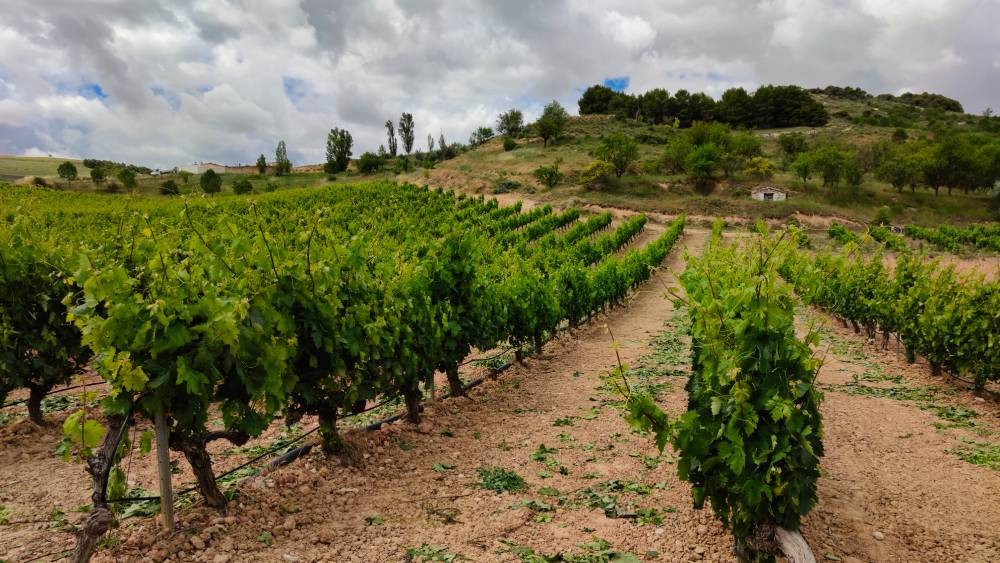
[0, 155, 92, 183]
[395, 93, 998, 227]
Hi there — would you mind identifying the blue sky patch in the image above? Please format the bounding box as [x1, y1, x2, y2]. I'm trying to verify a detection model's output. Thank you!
[282, 76, 307, 106]
[151, 86, 181, 110]
[79, 83, 107, 100]
[603, 76, 630, 92]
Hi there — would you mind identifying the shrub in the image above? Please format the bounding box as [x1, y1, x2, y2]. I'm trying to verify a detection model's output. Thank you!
[503, 137, 517, 151]
[393, 157, 412, 174]
[595, 133, 639, 177]
[31, 176, 49, 187]
[743, 157, 777, 180]
[579, 160, 615, 189]
[200, 169, 222, 194]
[232, 177, 253, 194]
[493, 178, 521, 194]
[873, 206, 891, 226]
[104, 181, 120, 193]
[533, 162, 563, 188]
[264, 181, 278, 193]
[357, 152, 383, 174]
[160, 179, 180, 195]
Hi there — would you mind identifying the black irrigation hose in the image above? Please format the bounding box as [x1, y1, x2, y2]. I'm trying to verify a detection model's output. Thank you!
[104, 362, 514, 505]
[1, 380, 109, 410]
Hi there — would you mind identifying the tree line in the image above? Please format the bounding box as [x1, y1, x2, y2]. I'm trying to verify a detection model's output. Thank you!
[578, 83, 829, 128]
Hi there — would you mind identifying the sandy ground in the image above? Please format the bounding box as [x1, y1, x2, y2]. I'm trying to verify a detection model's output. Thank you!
[3, 224, 1000, 563]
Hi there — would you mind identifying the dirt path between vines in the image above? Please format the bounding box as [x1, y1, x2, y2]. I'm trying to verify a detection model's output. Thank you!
[93, 227, 721, 563]
[796, 311, 1000, 563]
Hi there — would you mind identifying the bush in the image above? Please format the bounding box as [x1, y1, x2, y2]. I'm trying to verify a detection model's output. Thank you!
[594, 133, 640, 177]
[357, 152, 384, 174]
[264, 181, 278, 193]
[873, 206, 891, 226]
[743, 157, 777, 180]
[393, 157, 412, 174]
[533, 162, 563, 188]
[200, 169, 222, 194]
[579, 160, 615, 189]
[30, 176, 49, 187]
[104, 181, 120, 193]
[160, 179, 180, 195]
[503, 137, 517, 151]
[493, 178, 521, 194]
[232, 177, 253, 194]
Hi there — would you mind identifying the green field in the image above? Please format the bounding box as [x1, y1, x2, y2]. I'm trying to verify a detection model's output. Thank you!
[0, 155, 92, 182]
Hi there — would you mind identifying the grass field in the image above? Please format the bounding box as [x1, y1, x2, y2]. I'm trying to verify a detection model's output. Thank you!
[0, 155, 93, 182]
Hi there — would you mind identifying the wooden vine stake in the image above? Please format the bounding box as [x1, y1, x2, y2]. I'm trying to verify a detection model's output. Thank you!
[154, 410, 175, 531]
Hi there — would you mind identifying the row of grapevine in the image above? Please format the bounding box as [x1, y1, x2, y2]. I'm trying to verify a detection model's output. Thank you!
[904, 223, 1000, 253]
[828, 222, 860, 245]
[0, 182, 686, 522]
[867, 225, 907, 251]
[781, 246, 1000, 389]
[625, 229, 823, 556]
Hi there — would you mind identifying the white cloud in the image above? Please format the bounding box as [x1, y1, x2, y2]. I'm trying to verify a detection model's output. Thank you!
[0, 0, 996, 168]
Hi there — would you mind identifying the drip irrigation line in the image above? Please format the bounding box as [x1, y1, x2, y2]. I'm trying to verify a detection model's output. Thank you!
[1, 380, 109, 410]
[103, 363, 511, 505]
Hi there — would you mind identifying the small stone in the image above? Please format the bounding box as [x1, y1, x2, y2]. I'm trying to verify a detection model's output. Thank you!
[212, 555, 231, 563]
[873, 531, 885, 541]
[694, 546, 706, 555]
[190, 535, 206, 550]
[696, 525, 708, 535]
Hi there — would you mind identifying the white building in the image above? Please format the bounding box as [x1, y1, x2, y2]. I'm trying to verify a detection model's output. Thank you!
[751, 186, 787, 202]
[179, 162, 227, 174]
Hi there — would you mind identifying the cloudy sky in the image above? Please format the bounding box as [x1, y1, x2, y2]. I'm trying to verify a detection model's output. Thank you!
[1, 0, 997, 168]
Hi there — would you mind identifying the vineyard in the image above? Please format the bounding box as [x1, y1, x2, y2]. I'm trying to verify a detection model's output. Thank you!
[904, 223, 1000, 253]
[0, 181, 685, 560]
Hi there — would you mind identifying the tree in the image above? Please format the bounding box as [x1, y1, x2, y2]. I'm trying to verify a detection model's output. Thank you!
[469, 126, 493, 146]
[178, 170, 193, 185]
[751, 85, 829, 128]
[595, 133, 639, 177]
[876, 148, 917, 192]
[325, 128, 353, 173]
[537, 100, 569, 147]
[777, 132, 809, 162]
[356, 152, 383, 174]
[684, 142, 723, 181]
[232, 177, 253, 194]
[399, 113, 415, 155]
[810, 146, 850, 188]
[160, 179, 179, 195]
[578, 84, 618, 115]
[116, 168, 137, 194]
[496, 109, 524, 137]
[57, 161, 78, 187]
[275, 140, 292, 176]
[791, 153, 814, 184]
[716, 87, 754, 127]
[638, 88, 671, 124]
[385, 120, 398, 157]
[200, 169, 221, 194]
[90, 167, 106, 187]
[427, 133, 435, 154]
[438, 132, 448, 159]
[256, 154, 267, 174]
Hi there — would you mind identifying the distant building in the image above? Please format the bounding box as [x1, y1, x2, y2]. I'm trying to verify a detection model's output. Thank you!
[751, 186, 787, 202]
[179, 162, 227, 174]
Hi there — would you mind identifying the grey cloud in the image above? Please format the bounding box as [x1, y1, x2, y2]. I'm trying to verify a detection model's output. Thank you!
[0, 0, 996, 169]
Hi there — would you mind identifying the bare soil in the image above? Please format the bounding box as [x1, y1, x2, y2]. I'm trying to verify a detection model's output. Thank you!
[3, 225, 999, 563]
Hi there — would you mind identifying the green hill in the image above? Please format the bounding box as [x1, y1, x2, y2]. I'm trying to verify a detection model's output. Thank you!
[0, 155, 93, 182]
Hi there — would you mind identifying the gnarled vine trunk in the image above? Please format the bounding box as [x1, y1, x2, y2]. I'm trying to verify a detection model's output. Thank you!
[170, 430, 249, 511]
[445, 364, 465, 398]
[72, 413, 129, 563]
[317, 408, 343, 453]
[402, 384, 421, 423]
[26, 383, 48, 425]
